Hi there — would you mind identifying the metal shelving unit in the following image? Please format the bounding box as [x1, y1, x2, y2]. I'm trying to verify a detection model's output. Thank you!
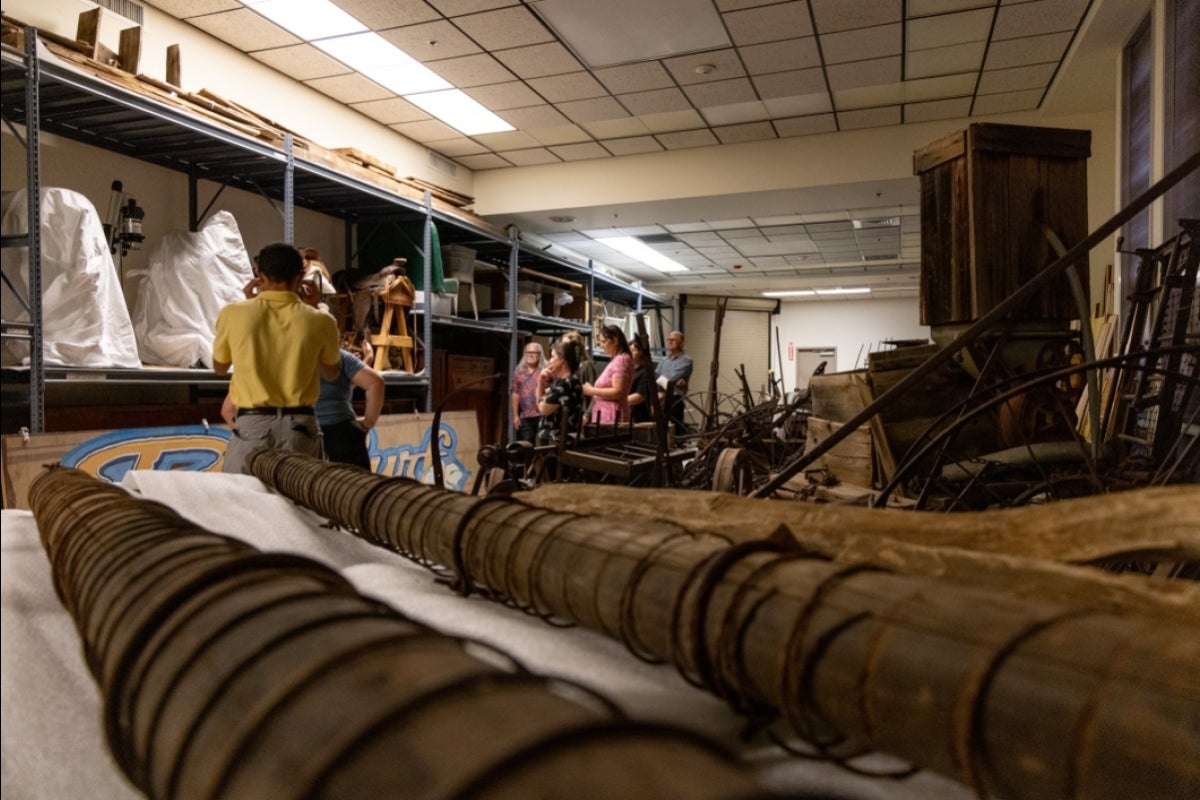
[0, 29, 668, 430]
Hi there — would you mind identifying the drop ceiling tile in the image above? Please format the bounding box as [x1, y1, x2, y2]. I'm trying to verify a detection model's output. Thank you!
[907, 0, 993, 15]
[803, 214, 851, 226]
[904, 72, 976, 102]
[904, 96, 972, 122]
[456, 152, 515, 169]
[835, 83, 903, 110]
[592, 63, 676, 94]
[429, 137, 490, 156]
[557, 96, 631, 124]
[617, 87, 693, 116]
[907, 41, 987, 78]
[464, 81, 544, 109]
[756, 215, 806, 226]
[714, 120, 777, 143]
[498, 104, 572, 128]
[993, 0, 1090, 40]
[527, 72, 609, 102]
[753, 68, 827, 99]
[498, 147, 562, 165]
[493, 42, 584, 78]
[826, 57, 902, 91]
[333, 0, 442, 28]
[722, 227, 766, 240]
[665, 222, 715, 233]
[839, 105, 902, 130]
[426, 54, 516, 87]
[774, 113, 837, 136]
[527, 124, 591, 145]
[675, 231, 724, 244]
[810, 0, 901, 33]
[985, 31, 1073, 70]
[657, 129, 721, 150]
[601, 135, 665, 155]
[702, 100, 770, 126]
[971, 88, 1043, 114]
[583, 117, 650, 138]
[906, 8, 993, 50]
[350, 96, 431, 124]
[977, 62, 1056, 94]
[765, 93, 834, 117]
[142, 0, 240, 16]
[820, 24, 902, 65]
[378, 21, 481, 61]
[683, 78, 758, 108]
[739, 38, 822, 75]
[390, 118, 463, 141]
[305, 73, 393, 103]
[451, 5, 556, 49]
[251, 45, 349, 82]
[723, 1, 815, 46]
[427, 0, 519, 17]
[640, 109, 707, 132]
[471, 129, 542, 149]
[191, 9, 300, 51]
[663, 49, 746, 86]
[762, 224, 809, 236]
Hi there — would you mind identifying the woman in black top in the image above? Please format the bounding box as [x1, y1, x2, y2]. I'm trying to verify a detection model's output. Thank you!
[536, 338, 584, 444]
[627, 333, 655, 424]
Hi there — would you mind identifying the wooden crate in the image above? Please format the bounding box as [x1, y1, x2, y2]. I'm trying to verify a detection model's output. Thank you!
[914, 123, 1091, 326]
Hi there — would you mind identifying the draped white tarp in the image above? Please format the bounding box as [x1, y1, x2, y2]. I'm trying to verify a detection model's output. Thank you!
[129, 210, 254, 368]
[0, 188, 141, 368]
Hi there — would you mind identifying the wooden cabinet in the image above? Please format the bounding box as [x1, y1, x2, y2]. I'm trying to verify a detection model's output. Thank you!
[914, 123, 1091, 327]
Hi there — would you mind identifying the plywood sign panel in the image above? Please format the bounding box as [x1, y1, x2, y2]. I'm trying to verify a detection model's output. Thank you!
[1, 411, 480, 510]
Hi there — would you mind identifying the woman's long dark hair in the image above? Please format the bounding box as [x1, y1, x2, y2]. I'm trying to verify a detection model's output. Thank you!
[552, 338, 581, 374]
[600, 324, 631, 356]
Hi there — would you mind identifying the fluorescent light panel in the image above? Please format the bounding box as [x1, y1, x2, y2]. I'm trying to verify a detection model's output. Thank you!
[243, 0, 365, 40]
[242, 0, 512, 135]
[596, 236, 689, 273]
[763, 287, 871, 297]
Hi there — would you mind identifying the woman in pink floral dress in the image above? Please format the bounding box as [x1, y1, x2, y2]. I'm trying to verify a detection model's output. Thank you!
[583, 324, 633, 424]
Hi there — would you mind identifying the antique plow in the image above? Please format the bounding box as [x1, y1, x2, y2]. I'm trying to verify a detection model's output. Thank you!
[249, 449, 1200, 800]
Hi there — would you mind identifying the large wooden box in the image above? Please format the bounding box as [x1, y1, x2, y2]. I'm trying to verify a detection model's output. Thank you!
[914, 123, 1091, 326]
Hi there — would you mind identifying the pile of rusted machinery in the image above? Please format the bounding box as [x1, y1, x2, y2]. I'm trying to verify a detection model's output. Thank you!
[489, 124, 1198, 522]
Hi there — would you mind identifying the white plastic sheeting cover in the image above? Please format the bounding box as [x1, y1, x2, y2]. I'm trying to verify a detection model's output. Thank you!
[130, 210, 254, 368]
[0, 188, 141, 368]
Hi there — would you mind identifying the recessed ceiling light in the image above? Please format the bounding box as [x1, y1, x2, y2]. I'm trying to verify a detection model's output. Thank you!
[596, 236, 688, 273]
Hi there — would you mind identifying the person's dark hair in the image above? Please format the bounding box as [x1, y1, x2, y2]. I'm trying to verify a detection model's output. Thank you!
[552, 338, 580, 374]
[255, 242, 304, 282]
[630, 332, 653, 367]
[599, 324, 631, 355]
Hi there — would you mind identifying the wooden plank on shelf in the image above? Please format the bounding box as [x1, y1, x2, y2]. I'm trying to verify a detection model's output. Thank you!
[166, 43, 180, 87]
[75, 8, 101, 57]
[402, 176, 474, 208]
[201, 88, 307, 142]
[334, 147, 396, 175]
[117, 26, 141, 74]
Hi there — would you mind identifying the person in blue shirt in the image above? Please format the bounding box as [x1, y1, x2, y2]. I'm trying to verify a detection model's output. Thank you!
[316, 339, 384, 469]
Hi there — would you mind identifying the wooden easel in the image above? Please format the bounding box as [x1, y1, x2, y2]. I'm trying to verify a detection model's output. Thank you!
[369, 270, 416, 373]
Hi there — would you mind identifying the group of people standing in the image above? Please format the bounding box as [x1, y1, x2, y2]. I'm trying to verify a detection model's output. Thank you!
[215, 242, 384, 475]
[509, 325, 693, 445]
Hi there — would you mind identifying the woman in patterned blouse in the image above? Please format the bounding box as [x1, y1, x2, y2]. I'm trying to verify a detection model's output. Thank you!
[582, 324, 633, 424]
[536, 337, 583, 444]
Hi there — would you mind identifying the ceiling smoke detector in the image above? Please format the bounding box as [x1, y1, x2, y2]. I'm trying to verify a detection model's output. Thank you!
[695, 64, 716, 75]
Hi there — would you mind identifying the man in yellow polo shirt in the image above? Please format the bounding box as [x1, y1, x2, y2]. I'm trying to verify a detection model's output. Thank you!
[214, 242, 340, 474]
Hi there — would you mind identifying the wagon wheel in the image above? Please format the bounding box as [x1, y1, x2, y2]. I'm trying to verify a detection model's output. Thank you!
[712, 447, 754, 494]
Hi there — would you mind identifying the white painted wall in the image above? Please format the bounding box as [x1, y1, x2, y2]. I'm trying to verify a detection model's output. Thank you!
[770, 296, 930, 390]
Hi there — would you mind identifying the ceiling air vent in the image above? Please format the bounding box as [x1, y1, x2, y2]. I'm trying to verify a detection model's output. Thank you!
[95, 0, 144, 23]
[428, 150, 458, 177]
[864, 254, 898, 261]
[635, 233, 679, 244]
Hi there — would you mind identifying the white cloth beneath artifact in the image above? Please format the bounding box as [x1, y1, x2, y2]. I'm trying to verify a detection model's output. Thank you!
[129, 210, 254, 368]
[1, 471, 972, 800]
[0, 188, 141, 368]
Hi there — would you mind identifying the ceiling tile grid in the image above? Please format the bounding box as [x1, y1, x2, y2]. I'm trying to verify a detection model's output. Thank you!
[140, 0, 1098, 292]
